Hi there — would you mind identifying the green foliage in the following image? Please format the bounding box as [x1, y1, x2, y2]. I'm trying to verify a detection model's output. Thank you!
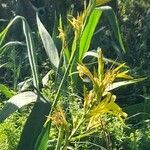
[107, 118, 150, 149]
[0, 0, 149, 149]
[118, 0, 150, 68]
[36, 13, 60, 69]
[0, 103, 27, 150]
[17, 99, 50, 150]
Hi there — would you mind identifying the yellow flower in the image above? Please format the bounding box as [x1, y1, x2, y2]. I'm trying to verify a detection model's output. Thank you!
[77, 50, 132, 128]
[77, 60, 133, 95]
[68, 2, 87, 36]
[57, 28, 66, 42]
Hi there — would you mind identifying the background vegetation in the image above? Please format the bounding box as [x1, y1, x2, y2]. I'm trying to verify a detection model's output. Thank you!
[0, 0, 150, 149]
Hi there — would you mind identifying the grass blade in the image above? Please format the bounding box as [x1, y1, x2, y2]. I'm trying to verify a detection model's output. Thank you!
[0, 16, 21, 46]
[22, 19, 39, 89]
[36, 13, 60, 69]
[34, 122, 50, 150]
[0, 41, 25, 54]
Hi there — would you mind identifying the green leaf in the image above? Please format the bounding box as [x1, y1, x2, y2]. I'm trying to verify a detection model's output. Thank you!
[84, 50, 127, 66]
[0, 84, 13, 98]
[22, 18, 39, 90]
[0, 91, 37, 122]
[36, 13, 60, 69]
[0, 16, 21, 47]
[0, 16, 39, 90]
[79, 9, 102, 60]
[17, 98, 51, 150]
[106, 78, 146, 91]
[79, 5, 125, 61]
[0, 41, 25, 54]
[34, 122, 50, 150]
[100, 6, 126, 53]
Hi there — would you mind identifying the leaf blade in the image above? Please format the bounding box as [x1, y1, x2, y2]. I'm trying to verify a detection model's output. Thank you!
[106, 78, 146, 91]
[17, 98, 51, 150]
[0, 91, 37, 122]
[36, 13, 60, 69]
[100, 6, 126, 53]
[34, 122, 50, 150]
[79, 9, 102, 60]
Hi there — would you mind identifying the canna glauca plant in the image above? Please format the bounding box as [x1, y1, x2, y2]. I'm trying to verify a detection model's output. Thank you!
[45, 49, 143, 149]
[0, 0, 144, 149]
[57, 0, 122, 76]
[35, 1, 145, 149]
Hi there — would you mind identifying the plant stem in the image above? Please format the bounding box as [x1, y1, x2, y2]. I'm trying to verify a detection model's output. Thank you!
[55, 127, 64, 150]
[69, 115, 85, 141]
[62, 115, 85, 149]
[71, 130, 98, 142]
[48, 36, 79, 144]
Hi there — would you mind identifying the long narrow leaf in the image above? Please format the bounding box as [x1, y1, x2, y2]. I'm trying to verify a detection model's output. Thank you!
[36, 13, 60, 69]
[22, 19, 39, 89]
[0, 91, 37, 122]
[0, 16, 21, 46]
[100, 6, 125, 52]
[79, 9, 102, 60]
[106, 78, 146, 91]
[17, 98, 51, 150]
[34, 122, 50, 150]
[84, 50, 127, 66]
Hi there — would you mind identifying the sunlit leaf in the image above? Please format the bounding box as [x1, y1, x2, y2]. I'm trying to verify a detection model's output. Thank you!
[22, 18, 39, 89]
[0, 91, 37, 122]
[0, 84, 13, 98]
[79, 9, 102, 60]
[116, 71, 133, 79]
[84, 50, 128, 66]
[36, 13, 60, 69]
[106, 78, 146, 91]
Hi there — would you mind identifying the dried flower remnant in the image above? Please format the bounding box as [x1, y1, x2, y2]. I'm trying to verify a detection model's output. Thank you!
[47, 107, 67, 128]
